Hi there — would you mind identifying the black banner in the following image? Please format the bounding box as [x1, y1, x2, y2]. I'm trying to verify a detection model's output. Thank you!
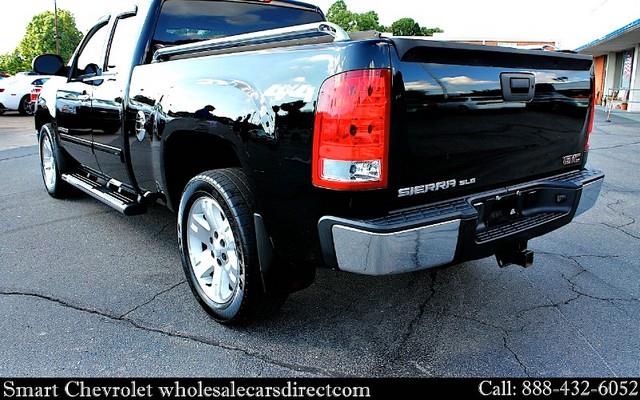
[2, 378, 640, 399]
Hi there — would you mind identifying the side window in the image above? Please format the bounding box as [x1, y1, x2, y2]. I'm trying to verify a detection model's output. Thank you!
[75, 23, 109, 78]
[106, 14, 142, 75]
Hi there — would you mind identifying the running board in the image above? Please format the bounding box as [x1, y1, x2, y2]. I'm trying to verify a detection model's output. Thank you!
[61, 173, 146, 216]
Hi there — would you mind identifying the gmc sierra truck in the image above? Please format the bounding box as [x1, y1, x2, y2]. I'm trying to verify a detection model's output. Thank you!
[32, 0, 604, 324]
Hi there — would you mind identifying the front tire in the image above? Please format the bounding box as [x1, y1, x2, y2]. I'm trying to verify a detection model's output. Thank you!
[39, 123, 72, 198]
[178, 169, 286, 325]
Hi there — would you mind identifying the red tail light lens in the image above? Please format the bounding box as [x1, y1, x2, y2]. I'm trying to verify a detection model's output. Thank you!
[585, 78, 596, 150]
[30, 88, 42, 102]
[312, 69, 391, 190]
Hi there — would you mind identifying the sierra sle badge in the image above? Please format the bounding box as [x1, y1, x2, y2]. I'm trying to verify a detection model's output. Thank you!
[398, 178, 477, 198]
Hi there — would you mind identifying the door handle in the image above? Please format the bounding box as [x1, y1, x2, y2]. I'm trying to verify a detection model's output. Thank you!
[500, 73, 535, 102]
[78, 91, 90, 101]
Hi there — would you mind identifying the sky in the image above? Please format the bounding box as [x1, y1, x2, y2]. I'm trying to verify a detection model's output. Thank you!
[0, 0, 638, 54]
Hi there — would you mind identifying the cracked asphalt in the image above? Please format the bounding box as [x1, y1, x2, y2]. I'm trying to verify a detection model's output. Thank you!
[0, 110, 638, 377]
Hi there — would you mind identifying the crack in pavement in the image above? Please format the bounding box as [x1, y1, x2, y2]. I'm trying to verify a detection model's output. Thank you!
[602, 222, 640, 240]
[522, 276, 618, 377]
[558, 259, 639, 320]
[521, 253, 631, 376]
[431, 310, 531, 376]
[0, 289, 336, 377]
[371, 271, 437, 375]
[535, 251, 638, 303]
[601, 183, 640, 194]
[605, 199, 636, 229]
[0, 152, 38, 162]
[0, 189, 40, 201]
[152, 222, 174, 240]
[0, 210, 117, 236]
[565, 195, 639, 241]
[502, 336, 530, 377]
[408, 247, 638, 377]
[371, 271, 533, 377]
[119, 281, 187, 319]
[590, 141, 640, 151]
[395, 272, 437, 353]
[560, 273, 637, 320]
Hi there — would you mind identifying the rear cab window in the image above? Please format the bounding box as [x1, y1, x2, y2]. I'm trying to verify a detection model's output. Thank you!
[151, 0, 324, 52]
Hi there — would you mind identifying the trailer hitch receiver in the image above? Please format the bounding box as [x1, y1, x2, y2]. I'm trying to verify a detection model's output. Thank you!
[496, 243, 534, 268]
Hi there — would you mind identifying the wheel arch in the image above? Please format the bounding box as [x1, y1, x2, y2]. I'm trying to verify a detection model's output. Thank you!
[162, 130, 246, 212]
[34, 103, 55, 134]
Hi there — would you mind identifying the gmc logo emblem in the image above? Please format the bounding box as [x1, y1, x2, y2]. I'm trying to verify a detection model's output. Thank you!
[562, 153, 582, 166]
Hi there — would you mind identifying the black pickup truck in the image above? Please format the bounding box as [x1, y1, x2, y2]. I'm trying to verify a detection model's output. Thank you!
[32, 0, 603, 324]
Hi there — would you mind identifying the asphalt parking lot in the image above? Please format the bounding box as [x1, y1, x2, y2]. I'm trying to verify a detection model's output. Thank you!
[0, 110, 638, 377]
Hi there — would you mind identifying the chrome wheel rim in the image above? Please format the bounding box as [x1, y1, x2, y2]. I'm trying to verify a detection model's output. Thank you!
[41, 132, 56, 191]
[186, 196, 242, 305]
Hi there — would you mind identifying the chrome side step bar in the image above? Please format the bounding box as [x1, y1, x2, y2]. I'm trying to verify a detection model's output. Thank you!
[61, 173, 146, 216]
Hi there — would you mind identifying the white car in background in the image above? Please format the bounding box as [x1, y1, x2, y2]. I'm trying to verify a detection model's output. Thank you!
[0, 72, 50, 115]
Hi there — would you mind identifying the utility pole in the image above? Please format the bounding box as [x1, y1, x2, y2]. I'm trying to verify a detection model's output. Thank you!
[54, 0, 60, 55]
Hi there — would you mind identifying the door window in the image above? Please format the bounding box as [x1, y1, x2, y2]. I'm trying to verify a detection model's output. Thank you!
[74, 22, 109, 79]
[106, 14, 143, 75]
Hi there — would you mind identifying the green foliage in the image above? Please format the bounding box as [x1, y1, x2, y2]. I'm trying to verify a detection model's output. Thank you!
[389, 18, 444, 37]
[0, 51, 26, 75]
[421, 26, 444, 36]
[326, 0, 356, 31]
[355, 11, 385, 32]
[0, 9, 82, 75]
[390, 18, 422, 36]
[326, 1, 442, 36]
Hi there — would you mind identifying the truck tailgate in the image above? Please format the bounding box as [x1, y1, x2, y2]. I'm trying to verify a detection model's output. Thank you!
[389, 39, 593, 205]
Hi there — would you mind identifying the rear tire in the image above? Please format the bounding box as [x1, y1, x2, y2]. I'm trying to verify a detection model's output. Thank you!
[18, 95, 34, 116]
[39, 123, 73, 198]
[178, 168, 287, 325]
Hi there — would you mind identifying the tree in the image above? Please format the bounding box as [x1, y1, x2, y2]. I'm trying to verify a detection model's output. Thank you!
[355, 11, 385, 32]
[325, 1, 442, 36]
[421, 26, 444, 36]
[0, 51, 26, 75]
[327, 0, 356, 31]
[390, 18, 421, 36]
[0, 9, 82, 75]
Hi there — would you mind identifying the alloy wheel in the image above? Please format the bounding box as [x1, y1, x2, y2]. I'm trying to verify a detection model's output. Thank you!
[186, 196, 243, 305]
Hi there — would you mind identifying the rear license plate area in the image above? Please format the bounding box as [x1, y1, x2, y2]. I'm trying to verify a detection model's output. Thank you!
[475, 193, 524, 232]
[472, 186, 577, 243]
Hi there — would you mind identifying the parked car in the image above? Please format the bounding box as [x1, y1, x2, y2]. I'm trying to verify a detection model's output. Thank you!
[32, 0, 603, 325]
[0, 73, 49, 115]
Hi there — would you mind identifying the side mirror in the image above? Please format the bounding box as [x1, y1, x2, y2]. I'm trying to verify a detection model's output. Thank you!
[32, 54, 65, 76]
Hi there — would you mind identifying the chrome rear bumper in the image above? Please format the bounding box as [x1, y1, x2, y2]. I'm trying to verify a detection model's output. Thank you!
[574, 176, 604, 217]
[318, 169, 604, 275]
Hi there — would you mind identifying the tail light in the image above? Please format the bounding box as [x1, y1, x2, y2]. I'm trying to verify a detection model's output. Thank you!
[585, 78, 596, 150]
[312, 69, 391, 190]
[30, 87, 42, 102]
